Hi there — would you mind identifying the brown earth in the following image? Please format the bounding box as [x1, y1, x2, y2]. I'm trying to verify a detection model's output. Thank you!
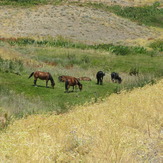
[0, 4, 161, 44]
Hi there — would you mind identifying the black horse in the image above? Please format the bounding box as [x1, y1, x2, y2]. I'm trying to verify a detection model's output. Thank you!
[96, 71, 105, 85]
[111, 72, 122, 84]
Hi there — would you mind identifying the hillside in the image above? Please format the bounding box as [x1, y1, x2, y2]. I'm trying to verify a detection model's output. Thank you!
[0, 1, 163, 162]
[0, 79, 162, 162]
[0, 2, 162, 44]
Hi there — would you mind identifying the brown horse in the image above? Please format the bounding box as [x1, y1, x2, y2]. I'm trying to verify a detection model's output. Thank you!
[65, 77, 82, 92]
[78, 77, 91, 81]
[28, 71, 55, 88]
[58, 75, 74, 82]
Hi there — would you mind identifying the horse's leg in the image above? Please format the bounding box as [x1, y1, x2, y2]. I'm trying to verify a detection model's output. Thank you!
[34, 78, 37, 86]
[46, 80, 48, 88]
[65, 81, 69, 92]
[97, 78, 99, 84]
[100, 78, 102, 85]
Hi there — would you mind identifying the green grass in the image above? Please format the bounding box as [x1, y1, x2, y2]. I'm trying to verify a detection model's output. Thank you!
[0, 0, 64, 6]
[85, 2, 163, 28]
[0, 71, 117, 117]
[149, 40, 163, 52]
[0, 38, 163, 117]
[0, 37, 150, 56]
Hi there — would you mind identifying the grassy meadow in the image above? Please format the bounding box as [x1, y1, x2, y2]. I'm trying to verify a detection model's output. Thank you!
[0, 38, 163, 117]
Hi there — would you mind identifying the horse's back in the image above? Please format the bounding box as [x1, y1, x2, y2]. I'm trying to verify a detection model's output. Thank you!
[34, 71, 50, 80]
[59, 75, 74, 82]
[79, 77, 91, 81]
[96, 71, 105, 78]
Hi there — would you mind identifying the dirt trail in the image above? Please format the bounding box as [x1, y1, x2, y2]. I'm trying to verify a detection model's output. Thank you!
[0, 4, 160, 44]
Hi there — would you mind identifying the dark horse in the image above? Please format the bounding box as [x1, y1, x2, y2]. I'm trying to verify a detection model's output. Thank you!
[96, 71, 105, 85]
[65, 77, 82, 92]
[28, 71, 55, 88]
[111, 72, 122, 84]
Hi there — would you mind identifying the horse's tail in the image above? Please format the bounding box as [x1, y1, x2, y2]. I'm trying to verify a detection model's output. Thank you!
[28, 72, 34, 79]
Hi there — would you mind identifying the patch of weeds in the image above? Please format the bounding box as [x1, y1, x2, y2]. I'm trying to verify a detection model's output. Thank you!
[129, 67, 139, 76]
[87, 2, 163, 28]
[149, 40, 163, 52]
[81, 55, 90, 64]
[0, 57, 24, 74]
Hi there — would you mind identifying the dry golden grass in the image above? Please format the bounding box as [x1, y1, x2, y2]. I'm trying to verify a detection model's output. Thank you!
[0, 79, 163, 162]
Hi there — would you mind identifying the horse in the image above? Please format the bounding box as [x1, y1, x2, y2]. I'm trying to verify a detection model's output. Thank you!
[58, 75, 74, 82]
[78, 77, 91, 81]
[28, 71, 55, 88]
[96, 71, 105, 85]
[65, 77, 82, 92]
[111, 72, 122, 84]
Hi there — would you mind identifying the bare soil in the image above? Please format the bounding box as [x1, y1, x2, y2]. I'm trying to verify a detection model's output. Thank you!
[0, 4, 160, 44]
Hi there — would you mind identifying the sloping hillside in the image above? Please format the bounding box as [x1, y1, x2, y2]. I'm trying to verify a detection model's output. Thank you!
[0, 4, 161, 44]
[0, 79, 162, 162]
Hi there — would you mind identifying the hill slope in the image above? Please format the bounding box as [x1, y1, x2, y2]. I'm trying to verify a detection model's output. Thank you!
[0, 79, 162, 162]
[0, 4, 160, 44]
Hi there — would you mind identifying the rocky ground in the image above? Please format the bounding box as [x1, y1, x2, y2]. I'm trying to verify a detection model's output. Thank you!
[0, 4, 160, 44]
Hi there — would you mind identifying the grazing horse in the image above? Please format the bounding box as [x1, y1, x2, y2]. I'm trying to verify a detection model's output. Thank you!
[96, 71, 105, 85]
[28, 71, 55, 88]
[58, 75, 74, 82]
[65, 77, 82, 92]
[78, 77, 91, 81]
[111, 72, 122, 84]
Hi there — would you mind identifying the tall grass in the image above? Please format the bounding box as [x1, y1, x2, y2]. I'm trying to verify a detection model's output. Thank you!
[86, 2, 163, 28]
[0, 57, 24, 74]
[0, 79, 162, 162]
[0, 37, 149, 56]
[149, 39, 163, 52]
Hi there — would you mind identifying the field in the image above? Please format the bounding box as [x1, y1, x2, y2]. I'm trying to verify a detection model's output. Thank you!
[0, 0, 163, 162]
[0, 78, 162, 162]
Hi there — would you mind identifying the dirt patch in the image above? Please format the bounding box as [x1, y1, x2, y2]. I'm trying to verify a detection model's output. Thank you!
[0, 4, 160, 44]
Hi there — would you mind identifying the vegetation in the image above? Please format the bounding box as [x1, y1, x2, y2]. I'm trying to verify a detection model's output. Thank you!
[0, 0, 64, 6]
[0, 37, 150, 56]
[86, 2, 163, 28]
[0, 37, 163, 118]
[0, 1, 162, 161]
[0, 79, 162, 162]
[149, 39, 163, 52]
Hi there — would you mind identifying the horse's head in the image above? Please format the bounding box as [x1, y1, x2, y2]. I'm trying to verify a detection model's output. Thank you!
[118, 77, 122, 84]
[78, 83, 83, 91]
[51, 81, 55, 89]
